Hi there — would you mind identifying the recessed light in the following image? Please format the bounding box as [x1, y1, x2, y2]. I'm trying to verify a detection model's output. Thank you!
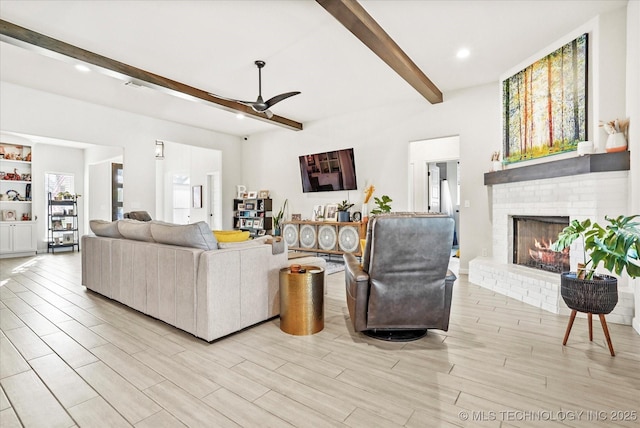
[74, 64, 91, 72]
[456, 48, 470, 59]
[236, 113, 245, 119]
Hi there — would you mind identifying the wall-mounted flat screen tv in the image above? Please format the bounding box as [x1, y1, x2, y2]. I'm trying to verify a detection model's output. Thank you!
[299, 148, 357, 193]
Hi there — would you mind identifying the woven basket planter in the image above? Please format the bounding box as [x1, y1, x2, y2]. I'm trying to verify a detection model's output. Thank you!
[560, 272, 618, 314]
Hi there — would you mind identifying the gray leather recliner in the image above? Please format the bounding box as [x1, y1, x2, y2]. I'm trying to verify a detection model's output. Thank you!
[343, 213, 456, 341]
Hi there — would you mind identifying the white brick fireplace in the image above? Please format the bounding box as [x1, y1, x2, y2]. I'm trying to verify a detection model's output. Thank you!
[469, 156, 634, 325]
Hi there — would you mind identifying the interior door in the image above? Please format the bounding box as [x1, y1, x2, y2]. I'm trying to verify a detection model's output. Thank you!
[428, 163, 440, 213]
[207, 172, 222, 230]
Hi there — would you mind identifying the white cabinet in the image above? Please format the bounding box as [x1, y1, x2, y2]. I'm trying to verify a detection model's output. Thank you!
[0, 221, 37, 257]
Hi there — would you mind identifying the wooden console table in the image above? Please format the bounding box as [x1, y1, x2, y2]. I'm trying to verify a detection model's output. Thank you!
[282, 220, 366, 256]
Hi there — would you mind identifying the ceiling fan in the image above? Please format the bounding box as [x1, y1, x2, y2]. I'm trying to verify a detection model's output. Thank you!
[211, 60, 300, 119]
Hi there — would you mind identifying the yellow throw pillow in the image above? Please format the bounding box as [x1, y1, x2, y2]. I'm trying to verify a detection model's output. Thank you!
[213, 230, 251, 243]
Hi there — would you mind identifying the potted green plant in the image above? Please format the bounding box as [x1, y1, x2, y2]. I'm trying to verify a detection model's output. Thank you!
[272, 199, 288, 236]
[551, 215, 639, 356]
[337, 200, 354, 222]
[551, 215, 640, 280]
[370, 195, 392, 215]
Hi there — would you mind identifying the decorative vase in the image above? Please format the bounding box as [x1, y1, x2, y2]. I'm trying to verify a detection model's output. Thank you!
[273, 227, 281, 236]
[337, 211, 350, 222]
[605, 133, 627, 153]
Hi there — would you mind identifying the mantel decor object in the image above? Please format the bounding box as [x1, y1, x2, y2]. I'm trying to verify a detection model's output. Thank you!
[605, 133, 627, 153]
[601, 118, 629, 153]
[577, 141, 594, 156]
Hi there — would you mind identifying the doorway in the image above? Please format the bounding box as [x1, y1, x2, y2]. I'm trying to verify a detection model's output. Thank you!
[408, 136, 460, 247]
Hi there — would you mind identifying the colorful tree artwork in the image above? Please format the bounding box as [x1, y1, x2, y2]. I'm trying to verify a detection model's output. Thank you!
[503, 33, 588, 164]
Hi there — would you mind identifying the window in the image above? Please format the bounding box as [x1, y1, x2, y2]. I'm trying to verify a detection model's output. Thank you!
[46, 172, 74, 198]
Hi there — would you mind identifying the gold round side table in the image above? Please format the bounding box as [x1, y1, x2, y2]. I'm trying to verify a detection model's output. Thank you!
[279, 265, 324, 335]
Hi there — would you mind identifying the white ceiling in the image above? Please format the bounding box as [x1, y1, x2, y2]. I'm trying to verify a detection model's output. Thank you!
[0, 0, 628, 138]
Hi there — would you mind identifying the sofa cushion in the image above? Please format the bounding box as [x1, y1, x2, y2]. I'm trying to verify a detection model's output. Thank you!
[213, 230, 251, 243]
[89, 220, 123, 238]
[117, 219, 155, 242]
[150, 221, 218, 250]
[217, 235, 271, 250]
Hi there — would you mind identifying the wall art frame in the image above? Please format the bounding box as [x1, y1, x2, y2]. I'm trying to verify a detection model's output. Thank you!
[502, 33, 588, 164]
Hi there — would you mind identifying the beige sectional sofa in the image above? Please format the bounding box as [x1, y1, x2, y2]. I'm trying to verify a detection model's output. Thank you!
[82, 219, 290, 341]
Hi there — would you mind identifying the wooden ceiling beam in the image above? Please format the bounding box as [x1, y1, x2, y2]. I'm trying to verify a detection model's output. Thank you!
[0, 19, 303, 131]
[316, 0, 443, 104]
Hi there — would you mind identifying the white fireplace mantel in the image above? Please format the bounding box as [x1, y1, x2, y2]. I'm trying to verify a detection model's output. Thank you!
[469, 152, 633, 325]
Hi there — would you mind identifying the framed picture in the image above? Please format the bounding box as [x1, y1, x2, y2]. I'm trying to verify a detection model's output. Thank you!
[258, 190, 270, 199]
[502, 33, 588, 164]
[312, 205, 324, 221]
[237, 203, 245, 210]
[63, 233, 74, 244]
[1, 210, 17, 221]
[257, 229, 266, 236]
[254, 219, 263, 228]
[247, 191, 257, 199]
[245, 202, 255, 210]
[291, 213, 302, 221]
[324, 204, 338, 222]
[52, 220, 63, 230]
[245, 219, 254, 228]
[192, 185, 202, 208]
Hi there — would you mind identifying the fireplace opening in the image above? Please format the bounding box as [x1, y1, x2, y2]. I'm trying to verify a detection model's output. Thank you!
[513, 216, 569, 273]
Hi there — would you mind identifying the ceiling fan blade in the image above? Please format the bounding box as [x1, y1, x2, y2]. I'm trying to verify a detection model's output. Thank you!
[208, 62, 299, 119]
[265, 91, 301, 108]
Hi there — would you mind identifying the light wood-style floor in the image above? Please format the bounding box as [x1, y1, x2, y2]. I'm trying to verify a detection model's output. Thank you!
[1, 253, 639, 428]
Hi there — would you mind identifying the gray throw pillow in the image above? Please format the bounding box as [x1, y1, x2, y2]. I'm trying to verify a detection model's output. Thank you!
[150, 221, 218, 250]
[89, 220, 123, 238]
[117, 219, 155, 242]
[126, 211, 152, 221]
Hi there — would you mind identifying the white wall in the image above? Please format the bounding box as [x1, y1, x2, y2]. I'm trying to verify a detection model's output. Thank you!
[243, 83, 500, 272]
[0, 82, 242, 229]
